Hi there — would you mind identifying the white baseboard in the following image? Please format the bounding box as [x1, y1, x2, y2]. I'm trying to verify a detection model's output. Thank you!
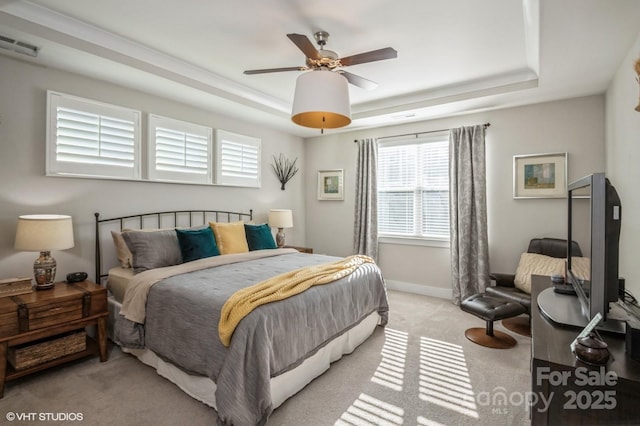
[385, 279, 453, 300]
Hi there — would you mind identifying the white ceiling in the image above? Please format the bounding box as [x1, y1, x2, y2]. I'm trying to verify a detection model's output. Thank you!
[1, 0, 639, 137]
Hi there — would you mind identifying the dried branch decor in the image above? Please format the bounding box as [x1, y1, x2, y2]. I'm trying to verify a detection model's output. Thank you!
[272, 154, 299, 190]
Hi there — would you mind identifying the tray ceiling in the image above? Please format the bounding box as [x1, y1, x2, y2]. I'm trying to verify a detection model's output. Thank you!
[1, 0, 639, 136]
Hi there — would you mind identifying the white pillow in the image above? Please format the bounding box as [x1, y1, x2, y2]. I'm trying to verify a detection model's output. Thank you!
[570, 257, 590, 281]
[514, 253, 565, 294]
[111, 230, 133, 269]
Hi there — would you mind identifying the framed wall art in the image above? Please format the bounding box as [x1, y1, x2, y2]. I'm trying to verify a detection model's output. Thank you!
[513, 152, 567, 199]
[317, 169, 344, 200]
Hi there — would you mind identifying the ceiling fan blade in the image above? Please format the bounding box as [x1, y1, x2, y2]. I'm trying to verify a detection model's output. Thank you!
[340, 71, 378, 91]
[244, 66, 308, 75]
[287, 33, 321, 60]
[339, 47, 398, 67]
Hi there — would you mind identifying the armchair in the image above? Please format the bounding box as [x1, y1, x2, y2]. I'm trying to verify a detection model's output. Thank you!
[486, 237, 582, 336]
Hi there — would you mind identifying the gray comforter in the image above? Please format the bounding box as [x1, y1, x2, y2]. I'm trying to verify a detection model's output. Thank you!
[115, 251, 388, 426]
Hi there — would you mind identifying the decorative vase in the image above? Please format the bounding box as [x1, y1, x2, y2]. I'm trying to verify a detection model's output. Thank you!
[575, 333, 610, 365]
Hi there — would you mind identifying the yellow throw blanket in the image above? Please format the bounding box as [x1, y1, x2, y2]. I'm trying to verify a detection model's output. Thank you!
[218, 254, 375, 347]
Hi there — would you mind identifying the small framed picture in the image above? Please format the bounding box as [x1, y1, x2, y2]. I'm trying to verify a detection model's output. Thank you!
[513, 152, 567, 199]
[317, 169, 344, 200]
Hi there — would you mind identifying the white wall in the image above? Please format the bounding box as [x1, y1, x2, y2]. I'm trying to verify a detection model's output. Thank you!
[606, 32, 640, 297]
[0, 55, 305, 281]
[305, 96, 605, 297]
[0, 49, 614, 299]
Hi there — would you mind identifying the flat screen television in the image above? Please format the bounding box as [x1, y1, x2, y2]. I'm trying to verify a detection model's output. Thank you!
[567, 173, 621, 324]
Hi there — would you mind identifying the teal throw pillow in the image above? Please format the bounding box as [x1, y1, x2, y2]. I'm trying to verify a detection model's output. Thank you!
[176, 227, 219, 262]
[244, 223, 277, 251]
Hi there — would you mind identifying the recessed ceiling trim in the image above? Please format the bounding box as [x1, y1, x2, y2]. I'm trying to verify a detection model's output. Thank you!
[3, 0, 630, 140]
[352, 71, 539, 120]
[0, 1, 291, 114]
[522, 0, 540, 75]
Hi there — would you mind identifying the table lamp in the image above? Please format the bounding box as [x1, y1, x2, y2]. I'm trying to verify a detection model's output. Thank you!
[268, 209, 293, 247]
[15, 214, 75, 290]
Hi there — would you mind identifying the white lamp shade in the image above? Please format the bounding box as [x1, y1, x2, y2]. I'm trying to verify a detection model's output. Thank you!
[15, 214, 75, 251]
[291, 70, 351, 129]
[268, 209, 293, 229]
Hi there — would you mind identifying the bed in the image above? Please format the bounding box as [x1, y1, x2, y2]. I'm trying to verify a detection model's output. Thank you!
[94, 210, 388, 426]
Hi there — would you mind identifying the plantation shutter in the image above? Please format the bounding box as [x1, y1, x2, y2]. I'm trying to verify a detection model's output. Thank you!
[147, 115, 212, 184]
[46, 91, 141, 179]
[215, 130, 261, 187]
[378, 134, 450, 239]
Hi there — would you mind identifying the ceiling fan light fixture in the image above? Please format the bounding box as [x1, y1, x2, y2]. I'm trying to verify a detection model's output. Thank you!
[291, 70, 351, 131]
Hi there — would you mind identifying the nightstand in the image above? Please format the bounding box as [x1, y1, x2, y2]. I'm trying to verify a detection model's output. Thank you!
[284, 245, 313, 254]
[0, 280, 108, 397]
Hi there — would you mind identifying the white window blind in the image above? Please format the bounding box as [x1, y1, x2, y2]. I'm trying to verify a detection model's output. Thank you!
[378, 133, 450, 240]
[147, 115, 212, 184]
[46, 91, 141, 179]
[215, 129, 261, 187]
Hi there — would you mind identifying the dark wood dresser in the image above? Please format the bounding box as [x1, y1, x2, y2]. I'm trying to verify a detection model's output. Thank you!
[531, 275, 640, 425]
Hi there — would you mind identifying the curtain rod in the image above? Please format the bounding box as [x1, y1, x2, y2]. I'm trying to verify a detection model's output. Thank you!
[353, 122, 490, 143]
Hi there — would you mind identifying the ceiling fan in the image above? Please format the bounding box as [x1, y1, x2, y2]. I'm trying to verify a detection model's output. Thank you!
[243, 31, 397, 90]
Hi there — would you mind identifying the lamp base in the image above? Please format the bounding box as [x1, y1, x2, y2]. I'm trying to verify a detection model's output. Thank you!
[34, 251, 56, 291]
[276, 228, 286, 247]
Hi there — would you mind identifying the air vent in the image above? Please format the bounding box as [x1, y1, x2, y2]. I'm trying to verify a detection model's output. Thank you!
[0, 34, 39, 57]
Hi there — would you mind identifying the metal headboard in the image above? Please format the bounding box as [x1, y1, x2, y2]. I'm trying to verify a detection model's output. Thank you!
[94, 209, 253, 285]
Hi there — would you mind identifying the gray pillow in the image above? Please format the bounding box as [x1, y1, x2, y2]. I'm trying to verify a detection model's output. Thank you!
[121, 229, 182, 273]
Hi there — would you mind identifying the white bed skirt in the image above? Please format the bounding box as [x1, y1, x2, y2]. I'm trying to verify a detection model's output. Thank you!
[108, 296, 381, 411]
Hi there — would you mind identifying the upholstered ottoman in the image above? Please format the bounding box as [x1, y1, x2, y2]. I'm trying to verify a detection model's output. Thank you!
[460, 293, 527, 348]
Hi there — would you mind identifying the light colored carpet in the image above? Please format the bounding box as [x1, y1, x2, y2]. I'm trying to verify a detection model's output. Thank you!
[3, 290, 531, 425]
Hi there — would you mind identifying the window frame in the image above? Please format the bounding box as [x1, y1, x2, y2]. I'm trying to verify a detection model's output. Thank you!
[46, 91, 264, 189]
[377, 131, 450, 244]
[46, 90, 142, 180]
[215, 129, 261, 188]
[147, 114, 213, 185]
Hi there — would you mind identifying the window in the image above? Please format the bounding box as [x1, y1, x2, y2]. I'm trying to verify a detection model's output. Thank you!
[215, 129, 261, 188]
[147, 115, 212, 184]
[46, 91, 141, 180]
[46, 91, 262, 188]
[377, 132, 450, 241]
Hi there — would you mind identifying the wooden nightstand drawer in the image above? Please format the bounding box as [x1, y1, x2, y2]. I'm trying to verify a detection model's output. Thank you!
[7, 281, 107, 332]
[0, 312, 19, 338]
[69, 281, 108, 316]
[26, 299, 83, 330]
[0, 298, 19, 338]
